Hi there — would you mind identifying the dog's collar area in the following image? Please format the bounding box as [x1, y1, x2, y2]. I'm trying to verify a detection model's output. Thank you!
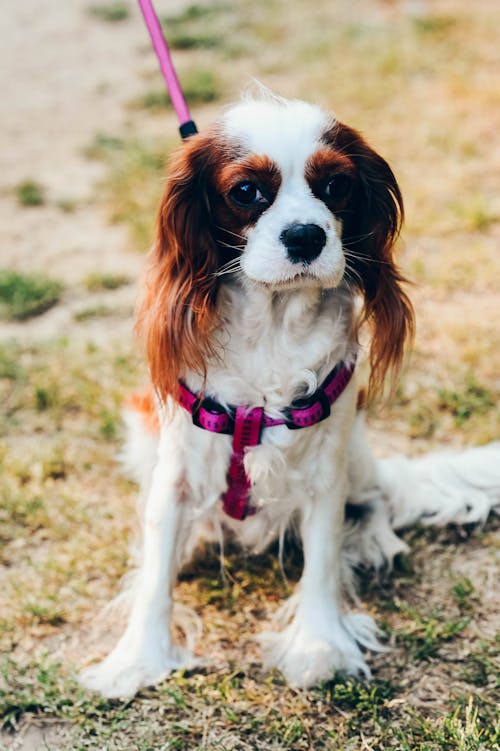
[178, 357, 356, 520]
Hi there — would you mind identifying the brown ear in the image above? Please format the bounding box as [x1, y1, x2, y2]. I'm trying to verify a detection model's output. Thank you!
[136, 132, 223, 402]
[336, 124, 415, 400]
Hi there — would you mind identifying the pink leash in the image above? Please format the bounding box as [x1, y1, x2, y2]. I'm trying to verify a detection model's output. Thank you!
[137, 0, 198, 139]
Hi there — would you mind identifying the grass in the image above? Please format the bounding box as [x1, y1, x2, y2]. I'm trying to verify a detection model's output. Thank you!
[451, 577, 477, 611]
[168, 30, 222, 51]
[1, 650, 498, 749]
[161, 4, 235, 53]
[84, 273, 130, 291]
[15, 180, 45, 207]
[396, 605, 470, 661]
[379, 367, 500, 447]
[87, 3, 129, 22]
[2, 0, 500, 748]
[84, 132, 125, 160]
[74, 303, 117, 321]
[0, 270, 62, 321]
[137, 69, 221, 111]
[437, 377, 495, 428]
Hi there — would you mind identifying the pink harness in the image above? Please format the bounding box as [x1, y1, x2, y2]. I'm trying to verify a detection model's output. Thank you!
[178, 359, 356, 520]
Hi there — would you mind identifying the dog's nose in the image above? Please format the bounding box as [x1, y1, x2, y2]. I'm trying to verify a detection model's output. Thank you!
[280, 223, 327, 264]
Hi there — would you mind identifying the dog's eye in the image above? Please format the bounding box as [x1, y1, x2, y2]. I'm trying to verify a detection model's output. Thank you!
[229, 181, 268, 209]
[323, 174, 352, 201]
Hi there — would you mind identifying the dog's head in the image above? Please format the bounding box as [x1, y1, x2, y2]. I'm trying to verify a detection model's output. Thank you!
[137, 93, 414, 401]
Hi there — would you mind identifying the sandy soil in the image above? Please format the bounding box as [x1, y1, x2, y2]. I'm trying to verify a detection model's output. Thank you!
[0, 0, 185, 344]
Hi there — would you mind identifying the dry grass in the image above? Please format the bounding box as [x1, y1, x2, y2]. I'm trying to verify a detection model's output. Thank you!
[1, 0, 499, 748]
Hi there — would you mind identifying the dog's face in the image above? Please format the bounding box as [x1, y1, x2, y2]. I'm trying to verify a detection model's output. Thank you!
[137, 94, 414, 401]
[218, 99, 350, 290]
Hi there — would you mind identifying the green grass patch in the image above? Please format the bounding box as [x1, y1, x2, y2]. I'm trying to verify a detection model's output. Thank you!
[136, 89, 171, 111]
[15, 180, 45, 207]
[396, 603, 470, 661]
[84, 132, 125, 160]
[452, 195, 498, 232]
[181, 68, 221, 103]
[452, 576, 477, 611]
[0, 338, 140, 440]
[0, 657, 115, 732]
[87, 2, 129, 22]
[412, 15, 457, 36]
[99, 409, 119, 440]
[438, 376, 495, 427]
[2, 657, 497, 750]
[22, 600, 66, 628]
[0, 486, 48, 547]
[56, 198, 78, 213]
[0, 344, 23, 380]
[459, 642, 500, 688]
[323, 678, 395, 725]
[407, 403, 439, 439]
[0, 270, 62, 321]
[168, 29, 221, 50]
[162, 4, 224, 25]
[390, 697, 499, 751]
[138, 69, 221, 111]
[74, 304, 116, 322]
[84, 273, 130, 292]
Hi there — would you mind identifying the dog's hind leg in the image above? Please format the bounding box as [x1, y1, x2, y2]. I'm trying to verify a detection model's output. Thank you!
[343, 412, 409, 569]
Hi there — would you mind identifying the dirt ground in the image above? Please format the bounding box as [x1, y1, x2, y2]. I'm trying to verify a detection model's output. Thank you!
[0, 0, 499, 749]
[1, 0, 148, 346]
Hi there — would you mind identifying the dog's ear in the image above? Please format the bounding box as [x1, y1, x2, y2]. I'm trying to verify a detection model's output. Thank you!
[336, 124, 415, 400]
[136, 132, 223, 402]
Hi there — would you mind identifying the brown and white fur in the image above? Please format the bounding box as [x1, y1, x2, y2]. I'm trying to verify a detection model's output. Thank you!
[80, 92, 500, 698]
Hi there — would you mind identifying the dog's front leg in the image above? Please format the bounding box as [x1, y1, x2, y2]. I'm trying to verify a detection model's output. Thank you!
[80, 441, 192, 698]
[261, 460, 378, 687]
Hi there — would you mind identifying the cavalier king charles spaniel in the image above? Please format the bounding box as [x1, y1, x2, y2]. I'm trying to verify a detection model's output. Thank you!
[81, 91, 500, 698]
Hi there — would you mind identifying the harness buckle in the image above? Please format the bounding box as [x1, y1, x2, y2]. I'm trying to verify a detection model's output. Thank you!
[191, 396, 235, 435]
[284, 389, 331, 430]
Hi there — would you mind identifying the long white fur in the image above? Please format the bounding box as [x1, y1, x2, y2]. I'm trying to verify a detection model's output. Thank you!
[80, 96, 500, 698]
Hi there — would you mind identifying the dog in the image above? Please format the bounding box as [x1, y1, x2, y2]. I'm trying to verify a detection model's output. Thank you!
[80, 91, 500, 698]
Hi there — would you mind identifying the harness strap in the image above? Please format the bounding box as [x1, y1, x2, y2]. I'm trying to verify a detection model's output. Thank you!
[177, 357, 356, 520]
[222, 407, 264, 520]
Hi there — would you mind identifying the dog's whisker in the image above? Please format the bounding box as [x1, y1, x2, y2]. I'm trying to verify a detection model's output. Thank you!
[214, 259, 242, 278]
[342, 249, 393, 267]
[218, 240, 245, 252]
[343, 263, 363, 288]
[342, 230, 377, 244]
[216, 226, 246, 242]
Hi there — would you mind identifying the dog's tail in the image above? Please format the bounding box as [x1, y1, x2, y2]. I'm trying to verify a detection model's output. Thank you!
[376, 442, 500, 529]
[344, 414, 500, 570]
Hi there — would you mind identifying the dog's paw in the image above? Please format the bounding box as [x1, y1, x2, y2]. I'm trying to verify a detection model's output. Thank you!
[259, 609, 378, 687]
[79, 639, 194, 698]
